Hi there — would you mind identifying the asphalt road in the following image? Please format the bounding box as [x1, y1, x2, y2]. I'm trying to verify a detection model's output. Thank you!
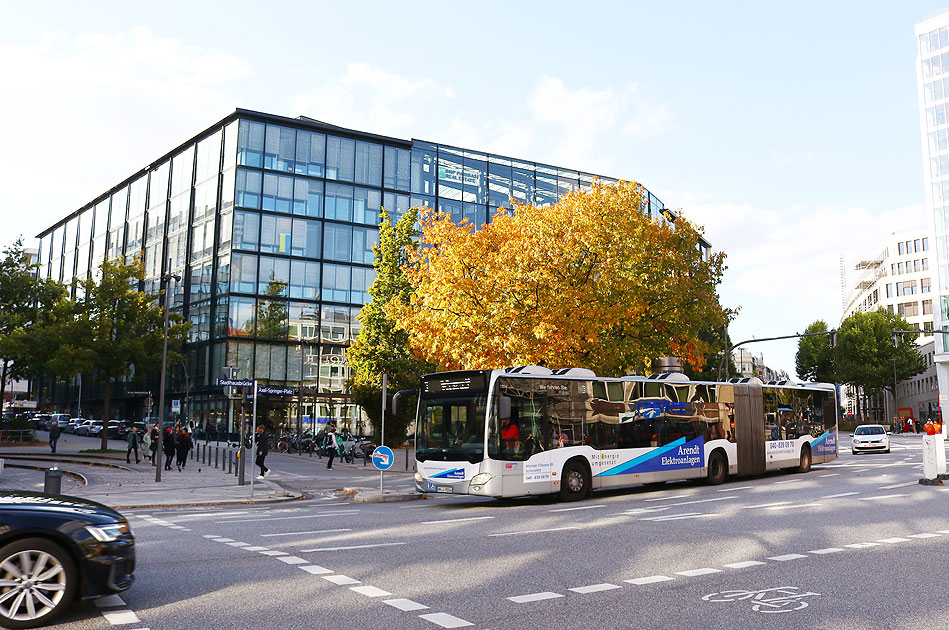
[41, 434, 949, 630]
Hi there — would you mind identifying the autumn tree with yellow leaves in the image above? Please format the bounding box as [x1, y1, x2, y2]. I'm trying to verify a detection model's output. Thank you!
[392, 181, 731, 376]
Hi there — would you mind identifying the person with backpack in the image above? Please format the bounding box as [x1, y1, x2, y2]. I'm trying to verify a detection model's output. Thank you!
[126, 426, 140, 464]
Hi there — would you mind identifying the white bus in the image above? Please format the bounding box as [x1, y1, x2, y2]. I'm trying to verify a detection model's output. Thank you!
[409, 366, 839, 501]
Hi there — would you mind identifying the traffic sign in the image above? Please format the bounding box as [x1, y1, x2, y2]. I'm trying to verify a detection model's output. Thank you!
[217, 378, 255, 388]
[371, 445, 394, 471]
[171, 399, 180, 414]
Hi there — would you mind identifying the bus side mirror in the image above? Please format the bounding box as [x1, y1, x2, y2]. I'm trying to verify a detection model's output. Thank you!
[391, 389, 418, 417]
[498, 396, 511, 420]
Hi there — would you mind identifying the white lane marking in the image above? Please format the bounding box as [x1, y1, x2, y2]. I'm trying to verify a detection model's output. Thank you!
[277, 556, 309, 564]
[210, 537, 235, 543]
[765, 503, 822, 511]
[101, 610, 140, 624]
[350, 585, 393, 597]
[95, 594, 126, 607]
[216, 512, 358, 524]
[420, 516, 495, 525]
[548, 505, 605, 512]
[878, 481, 920, 489]
[908, 533, 942, 539]
[618, 507, 670, 516]
[675, 568, 722, 577]
[938, 530, 949, 534]
[809, 548, 844, 554]
[859, 494, 908, 501]
[768, 554, 808, 561]
[384, 598, 430, 612]
[773, 479, 802, 484]
[182, 511, 251, 518]
[490, 527, 580, 537]
[301, 542, 407, 552]
[853, 468, 871, 473]
[741, 502, 791, 509]
[169, 526, 188, 530]
[822, 492, 859, 498]
[322, 574, 361, 585]
[240, 546, 270, 552]
[569, 583, 622, 594]
[877, 537, 911, 544]
[661, 496, 738, 508]
[644, 494, 689, 502]
[259, 550, 288, 556]
[845, 542, 880, 548]
[641, 512, 713, 522]
[299, 565, 334, 575]
[508, 592, 564, 603]
[260, 528, 352, 537]
[418, 612, 474, 628]
[724, 561, 765, 569]
[818, 473, 840, 477]
[202, 534, 221, 538]
[718, 486, 753, 491]
[226, 542, 250, 547]
[625, 575, 674, 585]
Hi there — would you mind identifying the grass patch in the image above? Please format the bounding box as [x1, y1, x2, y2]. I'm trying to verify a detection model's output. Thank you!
[79, 448, 125, 454]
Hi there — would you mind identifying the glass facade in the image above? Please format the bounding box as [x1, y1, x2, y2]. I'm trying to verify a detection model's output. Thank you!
[35, 109, 675, 433]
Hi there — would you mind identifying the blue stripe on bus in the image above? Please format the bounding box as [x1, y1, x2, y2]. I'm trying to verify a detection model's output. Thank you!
[594, 437, 688, 477]
[430, 468, 465, 479]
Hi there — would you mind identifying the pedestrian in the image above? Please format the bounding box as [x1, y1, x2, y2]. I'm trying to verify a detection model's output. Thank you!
[48, 422, 61, 453]
[149, 424, 159, 466]
[162, 428, 176, 471]
[142, 428, 152, 463]
[126, 426, 140, 464]
[255, 424, 270, 478]
[176, 429, 193, 470]
[325, 423, 337, 470]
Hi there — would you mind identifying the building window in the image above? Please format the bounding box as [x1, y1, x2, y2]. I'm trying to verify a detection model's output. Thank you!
[901, 302, 919, 317]
[898, 262, 904, 274]
[322, 265, 351, 303]
[922, 277, 932, 293]
[899, 241, 905, 256]
[238, 120, 265, 168]
[924, 299, 933, 315]
[264, 125, 295, 173]
[923, 237, 930, 251]
[295, 130, 325, 177]
[886, 284, 892, 298]
[923, 257, 929, 270]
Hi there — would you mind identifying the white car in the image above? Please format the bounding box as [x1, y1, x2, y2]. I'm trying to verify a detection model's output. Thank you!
[851, 424, 890, 454]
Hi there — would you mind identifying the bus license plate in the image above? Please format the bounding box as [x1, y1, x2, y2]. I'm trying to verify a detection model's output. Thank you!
[435, 485, 453, 493]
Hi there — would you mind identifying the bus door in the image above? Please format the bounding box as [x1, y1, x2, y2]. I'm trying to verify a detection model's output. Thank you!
[733, 383, 766, 476]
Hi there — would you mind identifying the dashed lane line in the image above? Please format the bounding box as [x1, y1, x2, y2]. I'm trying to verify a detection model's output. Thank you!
[718, 486, 753, 491]
[643, 494, 689, 502]
[420, 516, 495, 525]
[624, 575, 674, 585]
[808, 547, 844, 554]
[548, 505, 605, 512]
[351, 585, 392, 597]
[859, 494, 909, 501]
[741, 501, 791, 509]
[675, 568, 722, 577]
[822, 492, 859, 498]
[215, 512, 358, 524]
[260, 528, 352, 537]
[301, 542, 407, 552]
[723, 560, 765, 569]
[322, 574, 361, 585]
[817, 473, 840, 477]
[507, 592, 564, 603]
[878, 481, 920, 489]
[877, 537, 912, 544]
[384, 599, 430, 612]
[418, 612, 475, 628]
[764, 503, 822, 511]
[767, 554, 808, 561]
[490, 527, 580, 537]
[640, 512, 713, 521]
[569, 583, 622, 594]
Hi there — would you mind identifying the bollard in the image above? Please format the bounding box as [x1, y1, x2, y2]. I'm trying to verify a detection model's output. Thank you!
[215, 446, 219, 469]
[0, 458, 4, 481]
[44, 467, 63, 494]
[228, 450, 233, 474]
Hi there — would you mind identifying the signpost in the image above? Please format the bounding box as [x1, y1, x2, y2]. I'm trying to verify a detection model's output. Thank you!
[171, 399, 180, 415]
[217, 377, 255, 486]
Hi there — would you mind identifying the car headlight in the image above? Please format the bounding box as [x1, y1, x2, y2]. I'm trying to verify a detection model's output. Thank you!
[470, 472, 493, 485]
[414, 472, 423, 483]
[86, 522, 130, 542]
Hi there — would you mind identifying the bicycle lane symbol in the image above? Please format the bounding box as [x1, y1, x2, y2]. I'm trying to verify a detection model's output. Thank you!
[703, 587, 821, 614]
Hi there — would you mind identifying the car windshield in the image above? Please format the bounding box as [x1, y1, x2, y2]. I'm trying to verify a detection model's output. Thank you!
[855, 426, 885, 435]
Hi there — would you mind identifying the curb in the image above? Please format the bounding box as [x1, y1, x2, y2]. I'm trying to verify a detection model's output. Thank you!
[5, 464, 88, 486]
[0, 455, 135, 471]
[112, 492, 307, 510]
[345, 486, 423, 503]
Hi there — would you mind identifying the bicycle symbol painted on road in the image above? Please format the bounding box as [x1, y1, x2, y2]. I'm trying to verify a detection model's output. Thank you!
[703, 586, 820, 614]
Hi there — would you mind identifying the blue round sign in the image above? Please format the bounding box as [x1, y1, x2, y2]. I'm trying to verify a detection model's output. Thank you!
[371, 445, 395, 471]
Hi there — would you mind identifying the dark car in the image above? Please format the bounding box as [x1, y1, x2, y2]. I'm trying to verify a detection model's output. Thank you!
[0, 491, 135, 629]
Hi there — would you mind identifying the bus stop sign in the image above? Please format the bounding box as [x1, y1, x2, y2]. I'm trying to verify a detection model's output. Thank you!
[371, 445, 394, 471]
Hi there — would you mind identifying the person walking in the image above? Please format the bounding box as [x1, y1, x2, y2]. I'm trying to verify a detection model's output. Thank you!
[149, 424, 159, 466]
[126, 426, 140, 463]
[48, 422, 61, 453]
[162, 428, 176, 471]
[255, 424, 270, 479]
[176, 429, 193, 470]
[142, 428, 152, 464]
[324, 423, 337, 470]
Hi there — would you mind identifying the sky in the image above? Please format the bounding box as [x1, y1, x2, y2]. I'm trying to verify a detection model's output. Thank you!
[2, 0, 946, 377]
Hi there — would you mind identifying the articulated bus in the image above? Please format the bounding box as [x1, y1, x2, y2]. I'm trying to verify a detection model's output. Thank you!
[410, 366, 839, 501]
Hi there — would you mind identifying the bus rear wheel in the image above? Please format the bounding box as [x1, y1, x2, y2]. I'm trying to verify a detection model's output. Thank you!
[797, 445, 812, 473]
[705, 451, 727, 485]
[559, 460, 590, 502]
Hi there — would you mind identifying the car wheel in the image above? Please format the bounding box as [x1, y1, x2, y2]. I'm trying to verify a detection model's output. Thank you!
[851, 449, 856, 455]
[0, 537, 77, 629]
[559, 459, 590, 502]
[884, 448, 890, 454]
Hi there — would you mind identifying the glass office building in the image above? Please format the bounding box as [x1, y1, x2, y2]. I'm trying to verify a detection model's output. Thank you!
[35, 109, 677, 434]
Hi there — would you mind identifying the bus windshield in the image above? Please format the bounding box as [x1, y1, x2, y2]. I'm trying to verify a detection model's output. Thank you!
[416, 393, 487, 463]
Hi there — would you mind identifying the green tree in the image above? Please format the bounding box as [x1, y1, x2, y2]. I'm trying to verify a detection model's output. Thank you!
[795, 320, 836, 382]
[14, 257, 190, 449]
[347, 207, 435, 445]
[0, 239, 67, 403]
[835, 309, 925, 406]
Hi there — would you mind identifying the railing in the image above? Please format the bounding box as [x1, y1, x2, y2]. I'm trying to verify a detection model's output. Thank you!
[0, 429, 35, 443]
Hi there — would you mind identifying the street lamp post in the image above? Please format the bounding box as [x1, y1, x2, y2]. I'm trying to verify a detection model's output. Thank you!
[892, 358, 899, 431]
[155, 272, 180, 483]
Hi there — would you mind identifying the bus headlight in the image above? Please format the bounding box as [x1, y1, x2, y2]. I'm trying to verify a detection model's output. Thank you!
[470, 473, 493, 486]
[414, 472, 423, 483]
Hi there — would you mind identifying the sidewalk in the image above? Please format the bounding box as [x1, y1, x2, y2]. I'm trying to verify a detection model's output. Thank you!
[0, 434, 301, 509]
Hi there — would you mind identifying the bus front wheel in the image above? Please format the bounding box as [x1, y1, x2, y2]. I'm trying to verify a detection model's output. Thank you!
[797, 445, 812, 473]
[559, 460, 590, 502]
[705, 451, 727, 485]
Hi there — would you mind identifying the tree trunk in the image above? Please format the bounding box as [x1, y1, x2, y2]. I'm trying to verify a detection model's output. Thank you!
[100, 380, 112, 451]
[0, 360, 7, 414]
